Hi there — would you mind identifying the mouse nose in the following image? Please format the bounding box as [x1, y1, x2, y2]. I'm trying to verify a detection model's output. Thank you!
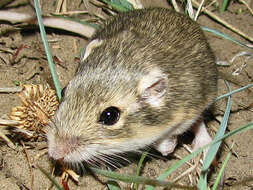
[48, 133, 81, 161]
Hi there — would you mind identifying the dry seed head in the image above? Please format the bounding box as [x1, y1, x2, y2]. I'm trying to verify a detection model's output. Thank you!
[9, 84, 59, 138]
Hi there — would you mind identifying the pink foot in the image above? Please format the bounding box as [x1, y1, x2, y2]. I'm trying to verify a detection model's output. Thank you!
[192, 120, 212, 158]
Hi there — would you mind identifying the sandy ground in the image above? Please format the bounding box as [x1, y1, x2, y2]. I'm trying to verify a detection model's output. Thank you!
[0, 0, 252, 189]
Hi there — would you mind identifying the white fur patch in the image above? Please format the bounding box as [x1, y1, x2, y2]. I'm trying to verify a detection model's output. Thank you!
[138, 67, 167, 108]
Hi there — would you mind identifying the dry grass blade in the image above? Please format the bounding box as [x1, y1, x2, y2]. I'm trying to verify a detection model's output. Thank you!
[191, 0, 253, 43]
[0, 87, 23, 93]
[0, 118, 20, 126]
[0, 130, 15, 149]
[0, 11, 97, 38]
[0, 118, 19, 148]
[52, 10, 89, 16]
[171, 0, 181, 12]
[21, 140, 34, 190]
[56, 0, 64, 13]
[127, 0, 143, 8]
[238, 0, 253, 15]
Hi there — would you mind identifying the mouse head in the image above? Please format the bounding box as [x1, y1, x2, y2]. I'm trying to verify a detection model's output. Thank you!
[46, 39, 180, 164]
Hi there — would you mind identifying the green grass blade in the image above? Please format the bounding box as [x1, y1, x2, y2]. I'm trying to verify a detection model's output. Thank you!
[100, 0, 131, 12]
[107, 180, 122, 190]
[201, 26, 253, 49]
[50, 14, 100, 30]
[198, 81, 231, 189]
[145, 147, 203, 190]
[37, 165, 64, 190]
[136, 151, 148, 176]
[216, 83, 253, 101]
[34, 0, 62, 100]
[212, 142, 234, 190]
[112, 0, 134, 10]
[203, 81, 231, 171]
[221, 0, 230, 12]
[89, 122, 253, 189]
[91, 167, 196, 189]
[134, 151, 149, 190]
[145, 122, 253, 190]
[198, 174, 208, 190]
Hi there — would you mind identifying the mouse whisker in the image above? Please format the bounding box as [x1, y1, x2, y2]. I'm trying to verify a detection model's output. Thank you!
[111, 153, 131, 164]
[134, 149, 169, 161]
[98, 153, 124, 169]
[89, 157, 102, 168]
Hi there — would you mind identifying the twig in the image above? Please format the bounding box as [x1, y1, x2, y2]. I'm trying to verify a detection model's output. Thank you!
[187, 0, 195, 19]
[56, 0, 63, 13]
[194, 0, 205, 21]
[21, 140, 34, 190]
[52, 10, 89, 16]
[0, 130, 15, 149]
[0, 118, 18, 149]
[0, 87, 23, 93]
[0, 11, 96, 38]
[62, 0, 67, 13]
[192, 0, 253, 43]
[0, 118, 20, 126]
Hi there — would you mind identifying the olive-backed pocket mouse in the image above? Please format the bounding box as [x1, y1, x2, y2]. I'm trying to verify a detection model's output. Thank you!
[47, 8, 217, 164]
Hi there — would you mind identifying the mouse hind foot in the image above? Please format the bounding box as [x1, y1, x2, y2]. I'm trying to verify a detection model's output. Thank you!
[192, 120, 213, 159]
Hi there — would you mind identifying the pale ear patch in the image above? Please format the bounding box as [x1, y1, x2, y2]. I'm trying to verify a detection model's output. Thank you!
[81, 39, 103, 62]
[138, 68, 168, 108]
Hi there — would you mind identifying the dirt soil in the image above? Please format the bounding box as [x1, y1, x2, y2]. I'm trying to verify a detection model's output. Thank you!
[0, 0, 253, 189]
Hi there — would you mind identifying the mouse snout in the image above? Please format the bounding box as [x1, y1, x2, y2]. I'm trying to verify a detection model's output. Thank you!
[47, 131, 81, 161]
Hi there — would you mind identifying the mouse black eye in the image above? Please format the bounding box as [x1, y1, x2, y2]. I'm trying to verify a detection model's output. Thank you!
[61, 87, 67, 98]
[99, 106, 120, 125]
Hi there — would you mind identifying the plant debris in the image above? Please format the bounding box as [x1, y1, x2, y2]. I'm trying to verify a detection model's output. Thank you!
[9, 84, 59, 139]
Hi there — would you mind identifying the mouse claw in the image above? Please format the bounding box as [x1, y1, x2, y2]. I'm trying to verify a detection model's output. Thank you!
[154, 135, 177, 156]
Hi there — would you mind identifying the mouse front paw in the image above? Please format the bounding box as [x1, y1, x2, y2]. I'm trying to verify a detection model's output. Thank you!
[154, 136, 177, 156]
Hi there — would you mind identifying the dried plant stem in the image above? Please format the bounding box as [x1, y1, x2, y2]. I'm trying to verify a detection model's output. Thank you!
[0, 118, 17, 149]
[194, 0, 205, 21]
[21, 140, 34, 190]
[0, 118, 20, 126]
[0, 11, 96, 38]
[52, 10, 89, 16]
[192, 0, 253, 43]
[0, 131, 15, 149]
[62, 0, 67, 13]
[171, 0, 181, 12]
[173, 154, 202, 183]
[0, 87, 23, 93]
[56, 0, 64, 13]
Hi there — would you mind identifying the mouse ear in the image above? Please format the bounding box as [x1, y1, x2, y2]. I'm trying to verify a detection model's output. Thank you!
[81, 39, 103, 62]
[138, 68, 168, 108]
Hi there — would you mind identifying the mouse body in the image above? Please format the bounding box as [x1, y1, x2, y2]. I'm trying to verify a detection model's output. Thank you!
[47, 8, 217, 164]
